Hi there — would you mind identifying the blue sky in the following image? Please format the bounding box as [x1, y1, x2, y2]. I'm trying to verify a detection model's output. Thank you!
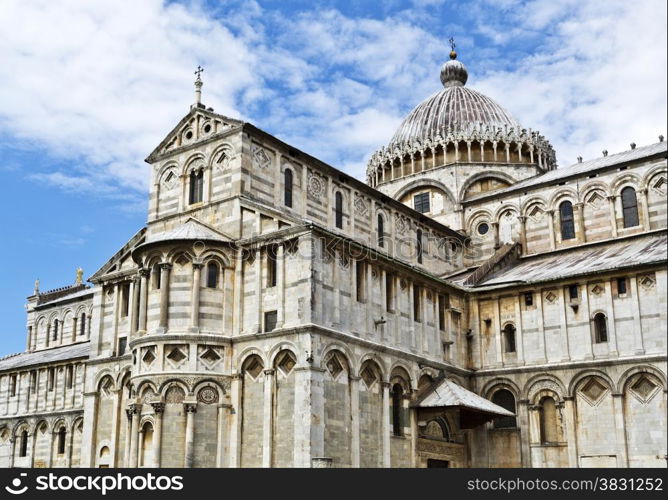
[0, 0, 666, 354]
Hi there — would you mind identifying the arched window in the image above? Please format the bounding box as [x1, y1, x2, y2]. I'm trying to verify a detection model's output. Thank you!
[392, 383, 404, 436]
[621, 186, 639, 228]
[284, 169, 293, 208]
[19, 430, 28, 457]
[80, 313, 86, 336]
[53, 319, 59, 341]
[152, 264, 161, 290]
[334, 192, 343, 229]
[491, 389, 517, 428]
[206, 262, 219, 289]
[559, 201, 575, 240]
[593, 312, 608, 343]
[189, 169, 204, 204]
[416, 229, 423, 264]
[539, 396, 559, 443]
[503, 324, 516, 353]
[377, 213, 385, 247]
[57, 427, 66, 455]
[139, 422, 154, 467]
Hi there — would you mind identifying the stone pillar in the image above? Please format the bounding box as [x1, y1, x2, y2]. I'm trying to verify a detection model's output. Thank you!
[493, 299, 503, 365]
[563, 397, 578, 467]
[517, 400, 532, 467]
[190, 262, 203, 331]
[228, 374, 242, 467]
[639, 188, 651, 231]
[128, 403, 140, 468]
[574, 202, 586, 243]
[130, 275, 140, 336]
[381, 382, 391, 468]
[215, 404, 227, 468]
[276, 244, 285, 328]
[184, 402, 197, 468]
[151, 402, 164, 468]
[492, 222, 500, 249]
[611, 393, 629, 466]
[603, 281, 619, 356]
[546, 210, 556, 250]
[380, 269, 387, 343]
[350, 376, 360, 468]
[158, 263, 172, 330]
[528, 405, 542, 467]
[262, 369, 274, 467]
[123, 409, 132, 466]
[518, 216, 527, 253]
[629, 277, 645, 354]
[137, 428, 145, 467]
[80, 390, 98, 467]
[232, 249, 243, 335]
[408, 282, 416, 351]
[138, 269, 149, 333]
[607, 195, 618, 237]
[332, 250, 341, 327]
[254, 249, 262, 333]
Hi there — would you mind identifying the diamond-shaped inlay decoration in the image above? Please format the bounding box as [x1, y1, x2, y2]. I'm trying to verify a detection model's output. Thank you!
[244, 357, 263, 379]
[591, 284, 604, 296]
[529, 205, 544, 222]
[166, 347, 187, 364]
[581, 378, 607, 404]
[587, 192, 604, 210]
[163, 171, 176, 189]
[101, 378, 114, 397]
[652, 176, 667, 195]
[639, 275, 655, 289]
[200, 347, 221, 366]
[631, 376, 658, 401]
[252, 145, 271, 169]
[545, 291, 557, 304]
[326, 355, 343, 378]
[277, 352, 296, 375]
[142, 347, 156, 366]
[361, 366, 377, 388]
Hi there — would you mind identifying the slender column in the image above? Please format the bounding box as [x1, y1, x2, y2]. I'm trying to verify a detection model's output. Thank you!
[574, 202, 586, 243]
[607, 195, 618, 237]
[129, 276, 140, 336]
[528, 405, 542, 467]
[638, 188, 651, 231]
[350, 376, 360, 467]
[603, 281, 619, 355]
[262, 369, 274, 467]
[630, 276, 645, 354]
[232, 249, 243, 335]
[563, 397, 578, 467]
[494, 298, 503, 365]
[128, 403, 140, 468]
[366, 261, 373, 334]
[420, 287, 428, 353]
[559, 287, 571, 361]
[611, 393, 629, 466]
[137, 428, 145, 467]
[380, 269, 387, 343]
[123, 409, 132, 466]
[228, 374, 242, 467]
[190, 262, 203, 330]
[517, 400, 532, 467]
[215, 404, 227, 468]
[546, 210, 556, 250]
[332, 250, 341, 327]
[276, 244, 285, 328]
[514, 295, 524, 364]
[408, 282, 416, 351]
[110, 389, 122, 465]
[582, 284, 595, 359]
[381, 382, 391, 468]
[158, 263, 172, 330]
[138, 270, 149, 333]
[184, 402, 197, 468]
[518, 216, 527, 253]
[492, 222, 500, 249]
[254, 249, 262, 333]
[151, 402, 164, 468]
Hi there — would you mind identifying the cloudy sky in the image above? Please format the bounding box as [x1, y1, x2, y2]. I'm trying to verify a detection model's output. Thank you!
[0, 0, 666, 352]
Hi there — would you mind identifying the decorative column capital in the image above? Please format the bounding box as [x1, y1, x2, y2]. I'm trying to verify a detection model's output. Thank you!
[263, 369, 275, 376]
[151, 402, 165, 414]
[606, 194, 617, 201]
[192, 260, 204, 269]
[184, 402, 197, 413]
[159, 262, 172, 271]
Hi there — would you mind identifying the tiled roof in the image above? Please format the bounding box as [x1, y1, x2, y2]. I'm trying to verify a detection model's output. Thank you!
[0, 342, 90, 372]
[414, 378, 513, 416]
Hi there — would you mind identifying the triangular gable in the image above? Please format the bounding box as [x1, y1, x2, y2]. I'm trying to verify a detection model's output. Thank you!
[89, 227, 147, 283]
[145, 107, 244, 163]
[144, 217, 235, 244]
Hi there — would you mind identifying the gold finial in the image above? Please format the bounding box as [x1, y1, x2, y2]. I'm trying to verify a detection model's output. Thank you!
[34, 279, 40, 295]
[76, 267, 84, 285]
[448, 37, 457, 59]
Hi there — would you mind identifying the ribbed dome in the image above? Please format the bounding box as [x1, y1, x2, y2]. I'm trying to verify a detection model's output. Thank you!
[391, 78, 520, 145]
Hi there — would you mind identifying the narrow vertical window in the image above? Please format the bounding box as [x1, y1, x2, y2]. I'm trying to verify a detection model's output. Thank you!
[621, 187, 639, 228]
[377, 213, 385, 247]
[356, 260, 365, 302]
[284, 169, 293, 208]
[385, 273, 393, 312]
[539, 397, 558, 443]
[206, 261, 219, 288]
[48, 368, 54, 391]
[120, 283, 130, 317]
[267, 247, 277, 287]
[392, 384, 403, 436]
[53, 319, 59, 340]
[616, 277, 627, 295]
[524, 292, 534, 307]
[66, 365, 73, 389]
[568, 284, 579, 301]
[57, 427, 66, 455]
[9, 374, 17, 397]
[264, 310, 278, 332]
[335, 192, 343, 229]
[416, 229, 423, 264]
[413, 192, 430, 213]
[152, 264, 161, 290]
[503, 324, 516, 353]
[492, 390, 517, 428]
[19, 430, 28, 457]
[594, 313, 608, 343]
[80, 313, 86, 336]
[559, 201, 575, 240]
[413, 285, 421, 322]
[438, 294, 446, 331]
[189, 169, 204, 204]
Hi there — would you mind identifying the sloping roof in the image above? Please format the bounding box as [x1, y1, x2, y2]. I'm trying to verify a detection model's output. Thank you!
[143, 218, 234, 245]
[475, 232, 667, 287]
[414, 378, 513, 416]
[0, 342, 90, 372]
[466, 141, 667, 202]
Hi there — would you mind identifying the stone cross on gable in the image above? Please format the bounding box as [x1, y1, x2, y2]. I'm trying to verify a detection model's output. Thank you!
[194, 65, 204, 80]
[448, 37, 456, 52]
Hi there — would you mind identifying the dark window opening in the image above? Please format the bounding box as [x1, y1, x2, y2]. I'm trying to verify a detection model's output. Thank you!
[568, 284, 579, 301]
[19, 430, 28, 457]
[206, 261, 219, 289]
[438, 294, 447, 331]
[9, 375, 17, 397]
[413, 192, 430, 213]
[559, 201, 575, 240]
[118, 337, 127, 356]
[189, 169, 204, 204]
[152, 264, 161, 290]
[594, 313, 608, 343]
[80, 313, 86, 336]
[385, 273, 393, 312]
[334, 192, 343, 229]
[284, 169, 293, 208]
[524, 292, 534, 307]
[120, 283, 130, 318]
[478, 222, 489, 235]
[413, 285, 421, 322]
[57, 427, 66, 455]
[621, 187, 639, 228]
[492, 389, 517, 428]
[616, 277, 627, 295]
[416, 229, 423, 264]
[503, 324, 516, 353]
[66, 366, 73, 389]
[392, 383, 403, 436]
[267, 247, 277, 287]
[52, 319, 59, 341]
[264, 311, 278, 332]
[377, 214, 385, 247]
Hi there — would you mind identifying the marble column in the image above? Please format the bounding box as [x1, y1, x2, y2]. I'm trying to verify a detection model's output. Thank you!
[381, 381, 391, 468]
[518, 216, 527, 253]
[190, 262, 203, 331]
[563, 397, 578, 467]
[262, 369, 274, 467]
[639, 188, 651, 231]
[128, 403, 140, 468]
[607, 195, 618, 237]
[184, 402, 197, 468]
[492, 222, 500, 249]
[130, 275, 140, 336]
[158, 263, 172, 331]
[611, 393, 629, 466]
[276, 245, 285, 328]
[151, 402, 164, 468]
[574, 202, 586, 243]
[350, 376, 361, 468]
[546, 210, 556, 250]
[138, 269, 149, 333]
[123, 409, 132, 466]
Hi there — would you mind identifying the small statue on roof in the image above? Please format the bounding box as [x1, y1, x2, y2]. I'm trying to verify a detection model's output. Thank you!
[76, 267, 84, 285]
[34, 279, 40, 295]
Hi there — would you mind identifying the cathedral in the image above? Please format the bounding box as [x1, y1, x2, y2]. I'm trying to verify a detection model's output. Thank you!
[1, 48, 666, 468]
